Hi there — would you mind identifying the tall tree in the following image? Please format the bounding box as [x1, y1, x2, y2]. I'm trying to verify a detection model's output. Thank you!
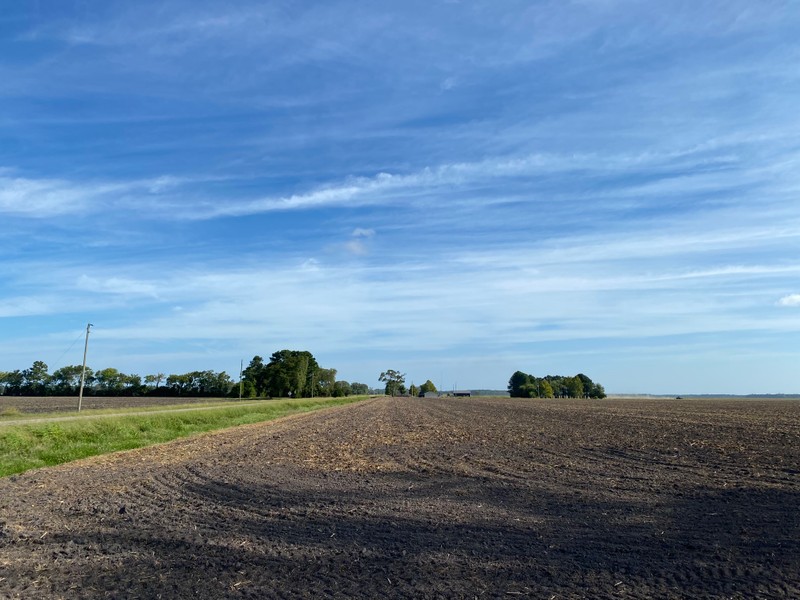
[144, 373, 166, 390]
[333, 380, 352, 397]
[419, 380, 437, 395]
[379, 369, 406, 396]
[165, 373, 191, 395]
[589, 383, 607, 399]
[51, 365, 88, 395]
[123, 374, 144, 396]
[508, 370, 532, 397]
[0, 370, 24, 395]
[567, 376, 585, 399]
[576, 373, 594, 398]
[22, 361, 51, 395]
[350, 382, 369, 395]
[242, 356, 269, 397]
[315, 368, 337, 397]
[264, 350, 320, 398]
[96, 368, 127, 395]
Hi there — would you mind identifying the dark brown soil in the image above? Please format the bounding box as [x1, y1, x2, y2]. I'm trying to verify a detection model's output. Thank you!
[1, 396, 798, 599]
[0, 396, 248, 415]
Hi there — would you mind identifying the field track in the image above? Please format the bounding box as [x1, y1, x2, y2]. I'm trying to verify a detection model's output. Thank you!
[0, 396, 249, 415]
[0, 401, 272, 427]
[1, 396, 798, 599]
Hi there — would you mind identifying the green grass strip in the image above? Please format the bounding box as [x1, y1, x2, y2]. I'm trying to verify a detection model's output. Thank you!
[0, 399, 274, 421]
[0, 396, 366, 478]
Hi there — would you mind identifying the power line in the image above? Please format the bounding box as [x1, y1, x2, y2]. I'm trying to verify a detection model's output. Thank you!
[49, 328, 88, 368]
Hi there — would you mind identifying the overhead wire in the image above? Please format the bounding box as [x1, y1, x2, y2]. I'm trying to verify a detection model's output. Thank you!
[48, 327, 89, 369]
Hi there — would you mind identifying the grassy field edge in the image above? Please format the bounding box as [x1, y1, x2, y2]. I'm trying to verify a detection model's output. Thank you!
[0, 396, 369, 478]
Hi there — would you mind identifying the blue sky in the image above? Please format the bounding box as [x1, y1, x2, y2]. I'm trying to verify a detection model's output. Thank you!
[2, 0, 799, 394]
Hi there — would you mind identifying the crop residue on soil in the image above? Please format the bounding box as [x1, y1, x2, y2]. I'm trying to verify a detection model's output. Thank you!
[1, 396, 798, 599]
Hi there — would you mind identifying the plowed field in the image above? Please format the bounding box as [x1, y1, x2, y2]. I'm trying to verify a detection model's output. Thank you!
[0, 396, 247, 414]
[1, 396, 798, 599]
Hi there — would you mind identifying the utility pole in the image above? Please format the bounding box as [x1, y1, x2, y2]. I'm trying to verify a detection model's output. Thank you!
[77, 323, 93, 412]
[238, 359, 244, 400]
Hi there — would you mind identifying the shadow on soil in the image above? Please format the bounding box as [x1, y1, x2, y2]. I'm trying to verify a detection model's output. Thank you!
[5, 468, 798, 599]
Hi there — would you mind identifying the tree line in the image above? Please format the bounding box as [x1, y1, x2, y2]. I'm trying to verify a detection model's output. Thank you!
[378, 369, 438, 397]
[0, 351, 370, 398]
[240, 350, 369, 398]
[508, 370, 606, 399]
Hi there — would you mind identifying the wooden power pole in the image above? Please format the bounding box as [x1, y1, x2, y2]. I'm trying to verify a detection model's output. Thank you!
[77, 323, 93, 412]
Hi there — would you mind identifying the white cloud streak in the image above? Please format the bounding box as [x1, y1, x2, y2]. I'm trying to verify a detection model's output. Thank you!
[9, 130, 794, 221]
[778, 294, 800, 307]
[0, 172, 197, 218]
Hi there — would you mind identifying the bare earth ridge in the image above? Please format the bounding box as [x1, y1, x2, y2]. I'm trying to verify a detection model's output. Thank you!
[0, 396, 798, 599]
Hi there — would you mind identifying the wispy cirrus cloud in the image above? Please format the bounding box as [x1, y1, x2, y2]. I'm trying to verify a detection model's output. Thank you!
[0, 174, 111, 216]
[0, 171, 213, 218]
[5, 130, 798, 259]
[76, 275, 161, 298]
[180, 138, 800, 219]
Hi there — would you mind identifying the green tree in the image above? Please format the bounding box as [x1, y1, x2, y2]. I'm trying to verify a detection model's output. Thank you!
[22, 361, 51, 395]
[211, 371, 234, 397]
[264, 350, 320, 398]
[350, 382, 369, 395]
[239, 379, 258, 398]
[173, 370, 233, 396]
[379, 369, 406, 396]
[567, 376, 584, 399]
[508, 370, 532, 397]
[409, 383, 419, 397]
[144, 373, 166, 392]
[315, 368, 337, 397]
[0, 370, 24, 395]
[96, 368, 127, 395]
[589, 383, 606, 399]
[51, 365, 88, 395]
[576, 373, 593, 397]
[419, 380, 437, 395]
[242, 356, 269, 397]
[509, 371, 603, 399]
[333, 380, 352, 397]
[547, 376, 569, 398]
[165, 373, 191, 395]
[123, 374, 144, 396]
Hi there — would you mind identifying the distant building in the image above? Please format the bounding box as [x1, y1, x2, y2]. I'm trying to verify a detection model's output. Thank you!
[453, 390, 471, 397]
[422, 391, 438, 398]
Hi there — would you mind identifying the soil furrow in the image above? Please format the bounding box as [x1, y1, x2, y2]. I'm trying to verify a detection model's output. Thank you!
[1, 396, 798, 599]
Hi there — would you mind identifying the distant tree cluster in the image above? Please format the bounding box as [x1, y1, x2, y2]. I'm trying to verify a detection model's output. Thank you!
[0, 360, 235, 397]
[378, 371, 439, 397]
[0, 352, 370, 399]
[419, 380, 437, 395]
[379, 369, 407, 396]
[240, 351, 368, 398]
[508, 371, 606, 399]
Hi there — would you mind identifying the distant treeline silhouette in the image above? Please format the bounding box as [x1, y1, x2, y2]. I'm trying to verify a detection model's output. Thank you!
[0, 351, 371, 398]
[508, 371, 606, 398]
